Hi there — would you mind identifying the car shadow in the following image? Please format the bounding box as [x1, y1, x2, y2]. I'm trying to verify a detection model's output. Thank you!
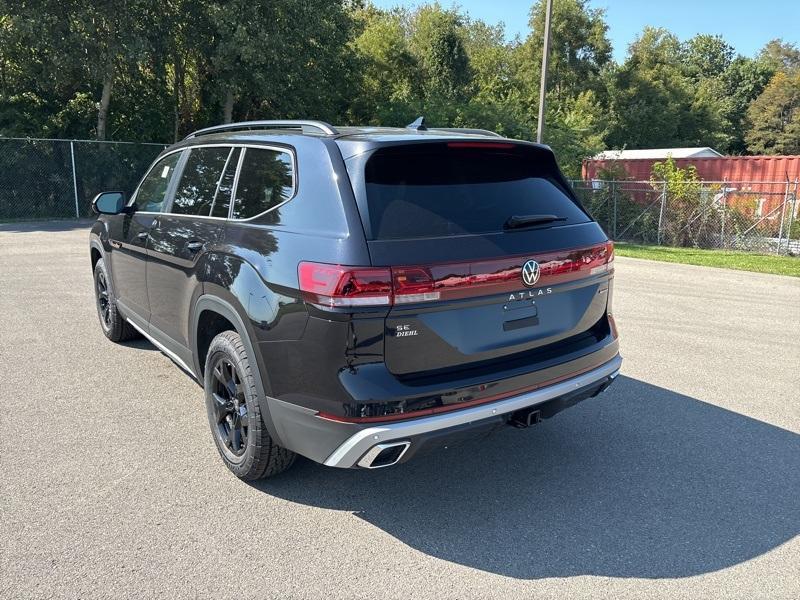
[252, 375, 800, 580]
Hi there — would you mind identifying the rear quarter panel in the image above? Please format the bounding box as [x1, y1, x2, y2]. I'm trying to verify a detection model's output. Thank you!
[197, 137, 372, 396]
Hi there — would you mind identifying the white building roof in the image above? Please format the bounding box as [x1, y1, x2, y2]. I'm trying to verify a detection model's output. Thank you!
[593, 147, 723, 160]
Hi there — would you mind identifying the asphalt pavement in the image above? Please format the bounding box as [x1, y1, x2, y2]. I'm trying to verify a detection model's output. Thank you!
[1, 221, 798, 599]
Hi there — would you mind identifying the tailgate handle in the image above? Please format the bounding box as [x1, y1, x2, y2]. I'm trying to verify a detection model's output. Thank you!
[186, 241, 204, 253]
[503, 315, 540, 331]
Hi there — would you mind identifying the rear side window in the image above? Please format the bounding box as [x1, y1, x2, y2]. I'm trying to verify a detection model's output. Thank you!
[135, 152, 181, 212]
[171, 146, 231, 216]
[230, 148, 293, 219]
[363, 144, 589, 240]
[210, 147, 241, 218]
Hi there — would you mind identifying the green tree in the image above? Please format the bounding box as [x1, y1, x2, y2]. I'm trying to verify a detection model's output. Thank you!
[516, 0, 611, 107]
[758, 39, 800, 73]
[607, 28, 691, 148]
[408, 4, 471, 103]
[651, 156, 721, 248]
[1, 0, 167, 140]
[745, 70, 800, 154]
[607, 27, 730, 150]
[350, 6, 421, 125]
[202, 0, 357, 125]
[684, 34, 734, 80]
[720, 56, 774, 153]
[462, 19, 516, 106]
[544, 90, 607, 178]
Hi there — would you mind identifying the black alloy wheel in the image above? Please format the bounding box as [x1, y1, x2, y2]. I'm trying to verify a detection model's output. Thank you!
[95, 270, 112, 328]
[92, 257, 138, 342]
[211, 356, 248, 457]
[203, 330, 296, 479]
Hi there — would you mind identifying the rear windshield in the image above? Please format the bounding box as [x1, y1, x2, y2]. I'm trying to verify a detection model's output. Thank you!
[363, 144, 589, 240]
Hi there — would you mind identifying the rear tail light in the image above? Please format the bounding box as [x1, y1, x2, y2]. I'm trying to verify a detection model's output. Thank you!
[298, 263, 392, 307]
[298, 242, 615, 309]
[589, 241, 614, 275]
[392, 267, 440, 304]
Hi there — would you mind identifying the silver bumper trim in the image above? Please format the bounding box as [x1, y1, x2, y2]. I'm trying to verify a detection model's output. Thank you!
[323, 354, 622, 468]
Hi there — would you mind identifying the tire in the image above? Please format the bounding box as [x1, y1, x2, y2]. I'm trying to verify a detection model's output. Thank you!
[204, 330, 296, 480]
[93, 258, 139, 343]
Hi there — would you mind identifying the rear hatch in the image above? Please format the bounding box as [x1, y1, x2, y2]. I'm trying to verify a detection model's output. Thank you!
[342, 140, 613, 377]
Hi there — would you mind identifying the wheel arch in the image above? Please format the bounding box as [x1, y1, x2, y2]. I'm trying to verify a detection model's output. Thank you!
[191, 294, 286, 447]
[89, 239, 105, 270]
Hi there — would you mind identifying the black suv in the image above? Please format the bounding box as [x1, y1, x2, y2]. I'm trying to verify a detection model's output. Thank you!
[89, 119, 620, 479]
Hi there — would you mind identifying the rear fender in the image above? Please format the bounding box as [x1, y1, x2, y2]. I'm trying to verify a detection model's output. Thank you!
[191, 293, 287, 448]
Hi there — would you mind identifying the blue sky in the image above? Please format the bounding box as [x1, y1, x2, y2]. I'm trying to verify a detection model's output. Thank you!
[370, 0, 800, 62]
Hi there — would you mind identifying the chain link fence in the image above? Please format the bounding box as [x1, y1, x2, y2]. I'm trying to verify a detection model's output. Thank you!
[571, 179, 800, 255]
[0, 138, 166, 220]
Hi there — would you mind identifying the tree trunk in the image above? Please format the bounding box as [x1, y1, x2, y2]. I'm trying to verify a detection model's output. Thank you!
[97, 64, 114, 140]
[223, 88, 234, 123]
[173, 53, 184, 142]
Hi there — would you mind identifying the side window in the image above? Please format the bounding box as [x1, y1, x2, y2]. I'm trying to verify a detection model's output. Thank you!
[231, 148, 294, 219]
[134, 152, 181, 212]
[210, 147, 241, 218]
[170, 146, 231, 216]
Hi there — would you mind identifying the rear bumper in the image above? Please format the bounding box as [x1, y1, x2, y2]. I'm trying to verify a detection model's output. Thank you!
[267, 353, 621, 468]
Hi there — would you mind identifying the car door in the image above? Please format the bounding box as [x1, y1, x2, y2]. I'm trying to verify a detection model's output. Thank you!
[105, 151, 181, 322]
[146, 145, 238, 357]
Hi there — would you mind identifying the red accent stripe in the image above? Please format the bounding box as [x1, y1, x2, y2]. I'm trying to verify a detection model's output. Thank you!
[316, 357, 610, 424]
[298, 243, 613, 308]
[420, 242, 611, 302]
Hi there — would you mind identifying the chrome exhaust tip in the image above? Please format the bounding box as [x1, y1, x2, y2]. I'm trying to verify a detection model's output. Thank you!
[357, 441, 411, 469]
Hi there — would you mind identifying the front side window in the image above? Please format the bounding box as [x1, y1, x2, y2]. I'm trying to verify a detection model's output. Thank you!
[231, 148, 294, 219]
[135, 152, 181, 212]
[171, 146, 231, 216]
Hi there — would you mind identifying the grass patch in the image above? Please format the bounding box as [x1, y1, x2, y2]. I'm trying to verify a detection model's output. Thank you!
[615, 243, 800, 277]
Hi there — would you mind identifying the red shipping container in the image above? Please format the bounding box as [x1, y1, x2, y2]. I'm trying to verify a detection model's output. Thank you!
[582, 155, 800, 184]
[582, 155, 800, 218]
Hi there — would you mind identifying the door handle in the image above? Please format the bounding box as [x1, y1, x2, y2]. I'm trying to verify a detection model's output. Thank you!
[137, 231, 149, 240]
[186, 241, 204, 253]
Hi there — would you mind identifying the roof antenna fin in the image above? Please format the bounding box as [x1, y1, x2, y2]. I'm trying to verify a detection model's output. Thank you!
[406, 116, 427, 131]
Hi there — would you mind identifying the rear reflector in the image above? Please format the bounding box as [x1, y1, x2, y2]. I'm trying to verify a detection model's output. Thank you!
[298, 241, 614, 309]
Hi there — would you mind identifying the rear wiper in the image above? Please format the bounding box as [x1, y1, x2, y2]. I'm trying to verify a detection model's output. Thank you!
[503, 214, 567, 230]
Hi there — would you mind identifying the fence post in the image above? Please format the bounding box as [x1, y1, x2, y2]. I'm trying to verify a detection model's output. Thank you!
[720, 182, 727, 250]
[612, 181, 618, 239]
[776, 179, 790, 255]
[785, 179, 798, 255]
[70, 141, 80, 218]
[657, 181, 667, 246]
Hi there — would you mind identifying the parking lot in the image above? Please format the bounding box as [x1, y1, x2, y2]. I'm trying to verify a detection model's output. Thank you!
[1, 222, 799, 599]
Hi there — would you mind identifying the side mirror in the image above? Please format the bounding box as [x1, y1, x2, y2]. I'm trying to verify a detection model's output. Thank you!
[92, 191, 128, 215]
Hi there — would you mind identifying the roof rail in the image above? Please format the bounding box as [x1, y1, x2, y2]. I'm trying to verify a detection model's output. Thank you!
[184, 120, 339, 140]
[430, 127, 503, 138]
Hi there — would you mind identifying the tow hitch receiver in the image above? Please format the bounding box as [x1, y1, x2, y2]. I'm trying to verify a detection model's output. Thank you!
[510, 407, 542, 428]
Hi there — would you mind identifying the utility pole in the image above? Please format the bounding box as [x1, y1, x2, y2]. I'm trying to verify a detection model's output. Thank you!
[536, 0, 554, 144]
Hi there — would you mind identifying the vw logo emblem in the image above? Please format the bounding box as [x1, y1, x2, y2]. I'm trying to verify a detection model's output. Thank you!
[521, 260, 540, 287]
